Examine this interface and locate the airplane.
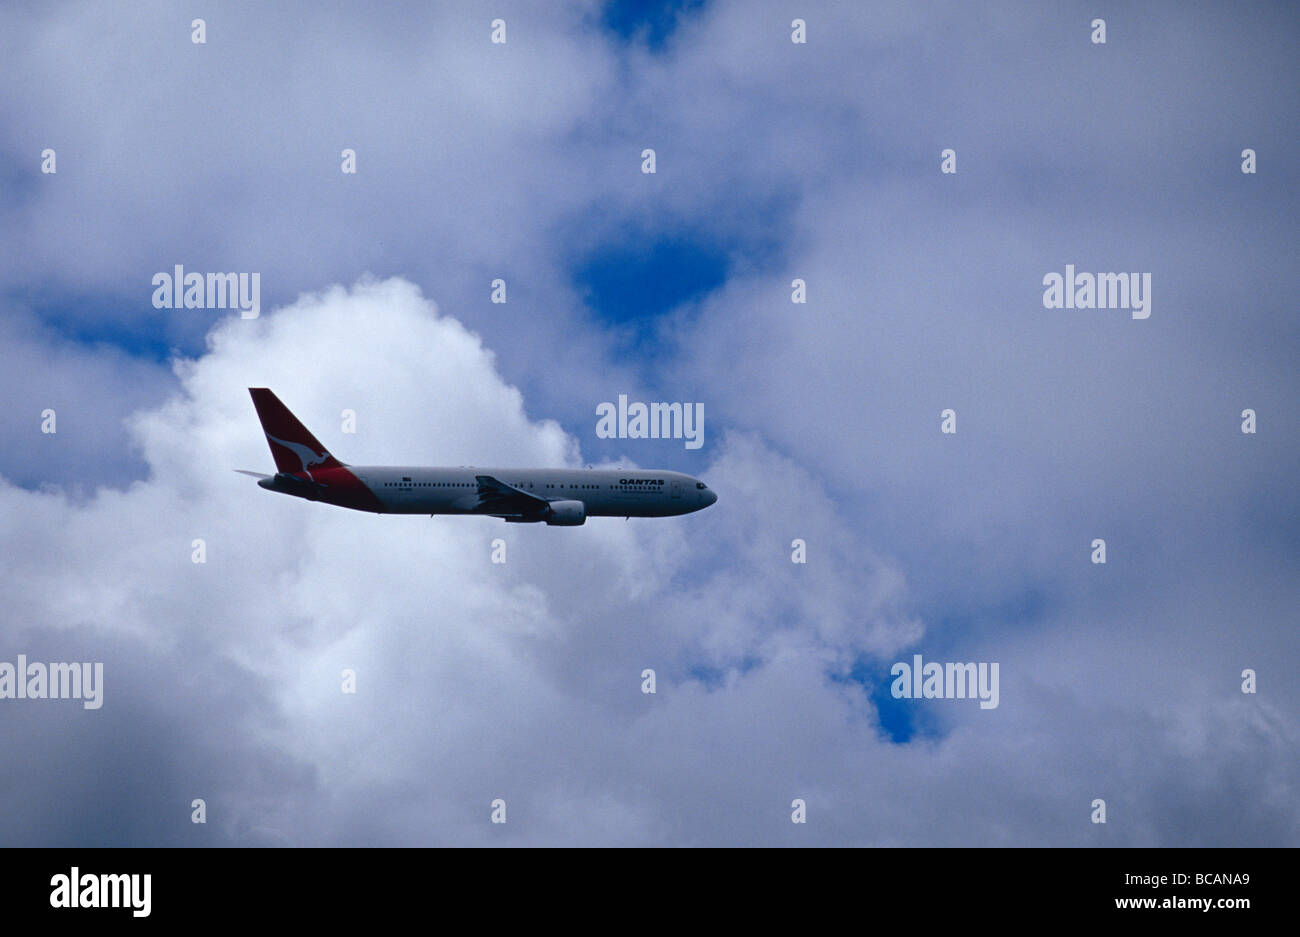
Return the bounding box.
[238,388,717,525]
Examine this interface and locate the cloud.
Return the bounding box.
[0,304,172,490]
[3,276,1293,845]
[0,277,916,844]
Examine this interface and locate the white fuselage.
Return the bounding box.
[351,467,716,517]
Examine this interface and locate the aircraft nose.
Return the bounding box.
[703,488,717,507]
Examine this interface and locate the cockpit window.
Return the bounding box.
[696,482,707,489]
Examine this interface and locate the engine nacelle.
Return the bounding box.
[543,499,586,526]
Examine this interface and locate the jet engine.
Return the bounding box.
[543,500,586,526]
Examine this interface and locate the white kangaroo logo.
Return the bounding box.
[265,432,331,476]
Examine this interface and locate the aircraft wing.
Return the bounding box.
[234,469,272,479]
[474,474,551,517]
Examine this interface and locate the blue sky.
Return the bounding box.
[601,0,708,50]
[0,0,1296,846]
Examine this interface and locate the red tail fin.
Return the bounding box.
[248,388,344,474]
